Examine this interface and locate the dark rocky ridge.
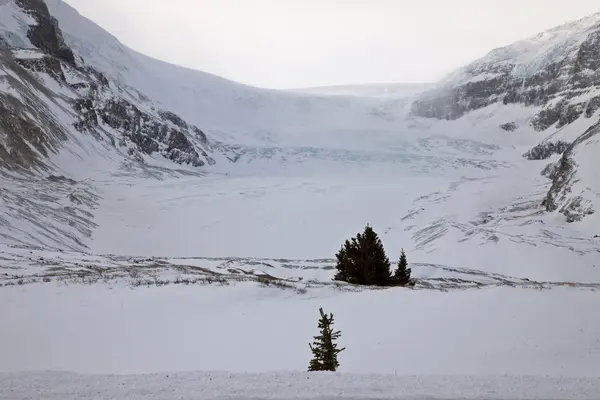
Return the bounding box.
[74,95,214,167]
[15,0,75,66]
[523,140,571,160]
[15,55,65,81]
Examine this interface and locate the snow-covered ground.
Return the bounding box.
[2,371,600,399]
[2,282,600,377]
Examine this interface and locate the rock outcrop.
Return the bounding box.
[541,121,600,222]
[15,0,75,66]
[523,140,570,160]
[75,96,214,167]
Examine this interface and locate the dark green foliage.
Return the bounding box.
[334,224,392,286]
[393,248,412,286]
[308,307,345,372]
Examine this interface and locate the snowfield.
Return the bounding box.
[2,371,600,400]
[2,282,600,377]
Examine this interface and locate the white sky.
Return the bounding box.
[63,0,599,89]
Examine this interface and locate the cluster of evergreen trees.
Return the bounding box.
[308,225,413,372]
[334,224,412,287]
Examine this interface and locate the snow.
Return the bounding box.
[84,160,600,283]
[290,82,434,98]
[0,75,23,100]
[460,72,503,84]
[0,0,35,49]
[11,48,44,59]
[3,371,600,399]
[2,282,600,377]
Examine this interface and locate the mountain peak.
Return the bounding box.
[412,11,600,125]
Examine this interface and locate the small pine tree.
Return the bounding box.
[393,248,412,286]
[334,224,391,286]
[308,307,345,372]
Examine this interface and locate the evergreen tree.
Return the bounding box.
[308,307,345,372]
[393,248,412,286]
[334,224,391,286]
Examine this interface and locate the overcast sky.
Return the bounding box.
[63,0,599,89]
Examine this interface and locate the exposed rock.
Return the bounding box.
[73,97,98,131]
[83,67,109,87]
[530,100,586,131]
[76,96,210,167]
[541,150,576,212]
[0,96,45,169]
[561,196,594,222]
[523,140,571,160]
[192,126,209,146]
[0,48,70,171]
[15,54,65,81]
[0,36,75,170]
[68,192,82,205]
[47,175,77,185]
[574,30,600,72]
[541,120,600,221]
[158,110,187,128]
[557,103,585,128]
[530,102,563,132]
[15,0,75,66]
[500,122,517,131]
[585,95,600,117]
